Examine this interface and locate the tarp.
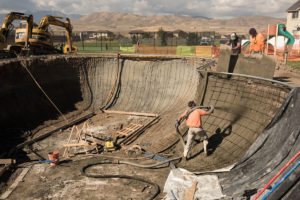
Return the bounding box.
[176,46,195,56]
[195,46,212,57]
[163,168,225,200]
[120,45,136,53]
[219,87,300,199]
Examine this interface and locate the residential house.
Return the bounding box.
[81,30,114,40]
[173,29,187,38]
[129,30,145,39]
[286,0,300,36]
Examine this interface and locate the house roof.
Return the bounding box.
[287,0,300,12]
[95,30,113,33]
[173,29,185,33]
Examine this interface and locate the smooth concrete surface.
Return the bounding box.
[217,45,276,79]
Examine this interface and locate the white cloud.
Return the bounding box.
[0,0,297,18]
[133,0,149,14]
[0,9,12,14]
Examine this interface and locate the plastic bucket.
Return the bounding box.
[48,151,59,166]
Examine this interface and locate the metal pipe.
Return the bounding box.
[208,71,295,89]
[253,151,300,200]
[261,161,300,200]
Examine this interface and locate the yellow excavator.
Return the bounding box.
[0,12,34,58]
[15,15,77,54]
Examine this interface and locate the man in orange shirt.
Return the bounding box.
[177,101,214,159]
[249,28,265,54]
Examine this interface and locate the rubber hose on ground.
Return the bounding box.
[81,161,160,200]
[120,156,182,168]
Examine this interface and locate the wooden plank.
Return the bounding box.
[103,110,158,117]
[0,159,15,165]
[182,181,198,200]
[119,116,160,145]
[116,123,144,137]
[0,167,31,199]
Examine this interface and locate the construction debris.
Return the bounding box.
[63,122,99,157]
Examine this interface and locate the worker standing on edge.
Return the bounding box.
[226,32,241,54]
[177,101,214,160]
[249,28,265,54]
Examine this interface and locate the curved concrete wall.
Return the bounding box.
[0,54,292,170]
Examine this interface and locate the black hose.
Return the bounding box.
[120,156,182,168]
[81,161,160,200]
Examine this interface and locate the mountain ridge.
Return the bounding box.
[72,12,286,34]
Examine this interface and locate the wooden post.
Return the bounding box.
[274,24,278,57]
[266,24,270,55]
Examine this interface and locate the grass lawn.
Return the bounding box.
[287,61,300,72]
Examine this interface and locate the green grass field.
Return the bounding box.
[287,61,300,72]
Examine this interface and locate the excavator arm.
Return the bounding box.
[0,12,33,48]
[38,16,74,53]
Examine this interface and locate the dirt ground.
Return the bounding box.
[5,155,171,200]
[274,62,300,86]
[1,113,174,200]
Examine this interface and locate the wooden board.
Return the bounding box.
[103,110,158,117]
[0,167,31,199]
[182,181,198,200]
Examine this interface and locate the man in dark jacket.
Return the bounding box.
[226,32,241,54]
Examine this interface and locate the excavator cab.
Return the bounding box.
[0,12,34,58]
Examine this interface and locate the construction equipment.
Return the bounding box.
[0,12,34,58]
[104,137,116,151]
[15,15,77,55]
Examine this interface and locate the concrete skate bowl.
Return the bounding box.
[0,55,298,181]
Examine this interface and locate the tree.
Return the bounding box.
[178,31,188,39]
[131,34,138,44]
[142,32,153,39]
[158,27,167,46]
[186,32,200,45]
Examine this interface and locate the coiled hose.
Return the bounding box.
[81,160,161,200]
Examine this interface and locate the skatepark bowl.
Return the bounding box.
[0,54,299,198]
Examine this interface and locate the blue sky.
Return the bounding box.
[0,0,297,18]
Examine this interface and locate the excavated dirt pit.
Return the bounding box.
[0,54,297,199]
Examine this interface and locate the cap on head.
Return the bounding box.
[249,28,257,36]
[188,101,196,108]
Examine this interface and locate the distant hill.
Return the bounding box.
[72,12,286,35]
[0,11,285,36]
